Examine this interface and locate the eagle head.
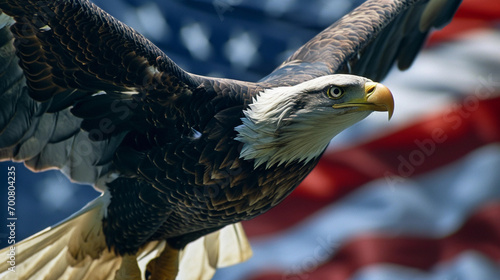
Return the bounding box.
[235,74,394,168]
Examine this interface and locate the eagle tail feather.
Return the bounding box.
[0,192,122,280]
[176,222,253,279]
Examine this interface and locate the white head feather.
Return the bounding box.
[235,75,372,169]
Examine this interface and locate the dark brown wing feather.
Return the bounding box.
[0,0,199,111]
[0,0,209,184]
[259,0,462,85]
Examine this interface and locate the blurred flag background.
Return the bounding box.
[1,0,499,279]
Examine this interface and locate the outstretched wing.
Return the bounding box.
[0,0,198,107]
[0,0,200,185]
[260,0,461,85]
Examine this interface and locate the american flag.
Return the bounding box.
[2,1,499,279]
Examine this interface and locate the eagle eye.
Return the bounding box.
[326,86,344,99]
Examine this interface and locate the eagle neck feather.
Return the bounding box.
[235,86,332,169]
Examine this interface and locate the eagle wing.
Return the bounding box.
[0,0,198,106]
[259,0,462,85]
[0,0,200,185]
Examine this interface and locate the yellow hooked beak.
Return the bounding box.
[332,82,394,120]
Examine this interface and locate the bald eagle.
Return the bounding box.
[0,0,460,279]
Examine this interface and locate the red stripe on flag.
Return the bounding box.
[454,0,500,21]
[249,202,500,280]
[243,95,500,237]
